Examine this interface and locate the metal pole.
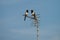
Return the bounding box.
[37,24,39,40]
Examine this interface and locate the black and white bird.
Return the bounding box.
[24,10,28,21]
[31,10,37,20]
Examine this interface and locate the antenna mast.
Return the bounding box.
[23,10,40,40]
[33,16,40,40]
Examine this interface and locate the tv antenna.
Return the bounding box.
[23,10,40,40]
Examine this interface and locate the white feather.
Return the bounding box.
[25,12,28,15]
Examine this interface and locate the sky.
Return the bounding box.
[0,0,60,40]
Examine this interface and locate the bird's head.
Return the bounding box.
[25,10,28,16]
[26,10,28,13]
[31,10,35,16]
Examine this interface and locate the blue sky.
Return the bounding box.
[0,0,60,40]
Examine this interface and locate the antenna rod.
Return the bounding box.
[37,24,39,40]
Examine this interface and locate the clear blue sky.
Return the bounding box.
[0,0,60,40]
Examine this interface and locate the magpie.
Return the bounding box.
[24,10,28,21]
[31,10,37,20]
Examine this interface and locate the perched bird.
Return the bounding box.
[31,10,37,20]
[24,10,28,21]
